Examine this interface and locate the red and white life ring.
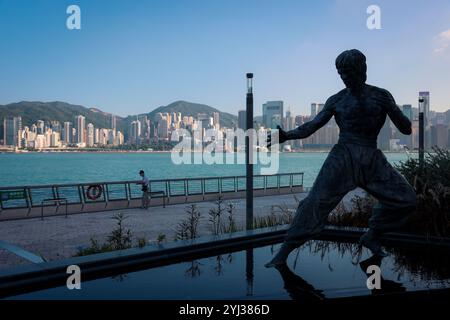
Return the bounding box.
[86,185,103,200]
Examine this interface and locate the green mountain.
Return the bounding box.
[0,100,238,140]
[0,101,124,135]
[125,100,237,128]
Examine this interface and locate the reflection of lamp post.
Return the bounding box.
[246,73,254,230]
[246,249,254,296]
[418,97,424,169]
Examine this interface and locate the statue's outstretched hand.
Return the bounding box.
[267,125,288,148]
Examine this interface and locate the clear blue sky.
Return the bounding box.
[1,0,450,117]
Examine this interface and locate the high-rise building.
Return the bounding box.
[130,120,142,144]
[74,115,86,145]
[295,115,305,126]
[63,122,72,144]
[154,113,171,139]
[94,128,100,144]
[34,134,46,149]
[87,123,95,147]
[197,113,213,129]
[3,116,22,146]
[71,128,77,145]
[115,131,124,146]
[310,103,325,118]
[159,118,170,140]
[262,101,283,129]
[36,120,45,135]
[238,110,246,129]
[402,105,412,121]
[430,124,448,148]
[111,115,117,131]
[285,110,296,131]
[398,105,413,148]
[108,129,115,145]
[378,118,391,150]
[137,115,150,141]
[99,129,109,145]
[50,121,61,133]
[212,112,220,127]
[445,110,450,126]
[50,132,61,148]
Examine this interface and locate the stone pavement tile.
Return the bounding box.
[0,193,304,269]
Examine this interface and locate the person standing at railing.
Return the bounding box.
[138,170,150,210]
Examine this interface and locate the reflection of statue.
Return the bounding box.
[266,49,417,267]
[275,264,325,301]
[359,255,406,295]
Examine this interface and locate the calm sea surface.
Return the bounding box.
[0,152,413,187]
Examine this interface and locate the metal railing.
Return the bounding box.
[41,198,68,220]
[0,172,304,212]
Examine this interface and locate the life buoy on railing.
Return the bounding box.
[86,185,103,200]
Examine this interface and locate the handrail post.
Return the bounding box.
[125,182,130,207]
[78,185,84,211]
[104,183,109,208]
[25,187,32,214]
[202,179,205,200]
[264,175,267,195]
[166,180,170,203]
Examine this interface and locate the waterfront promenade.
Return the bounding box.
[0,188,368,270]
[0,193,304,269]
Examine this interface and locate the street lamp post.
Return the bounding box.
[418,97,424,169]
[246,73,254,230]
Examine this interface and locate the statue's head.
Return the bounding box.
[335,49,367,90]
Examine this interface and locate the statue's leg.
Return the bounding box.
[265,144,356,268]
[362,150,417,254]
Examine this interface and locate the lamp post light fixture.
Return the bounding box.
[246,73,254,230]
[418,96,424,169]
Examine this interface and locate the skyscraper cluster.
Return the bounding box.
[236,92,450,151]
[129,111,221,146]
[2,114,124,149]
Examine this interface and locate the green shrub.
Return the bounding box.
[328,194,375,228]
[396,147,450,236]
[175,204,201,240]
[75,213,134,256]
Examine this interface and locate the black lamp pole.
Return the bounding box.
[246,73,254,230]
[418,97,424,169]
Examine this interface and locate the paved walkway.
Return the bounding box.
[0,193,306,269]
[0,189,366,270]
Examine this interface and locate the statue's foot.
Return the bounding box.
[264,242,297,268]
[359,229,387,257]
[264,256,287,268]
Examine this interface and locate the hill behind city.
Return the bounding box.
[0,100,239,140]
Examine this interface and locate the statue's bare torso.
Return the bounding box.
[288,84,411,145]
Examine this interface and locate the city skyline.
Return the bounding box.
[1,0,450,116]
[4,93,450,151]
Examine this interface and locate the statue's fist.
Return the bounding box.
[267,125,288,148]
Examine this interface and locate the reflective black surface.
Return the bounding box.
[9,240,450,300]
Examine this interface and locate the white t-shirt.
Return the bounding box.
[142,176,149,187]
